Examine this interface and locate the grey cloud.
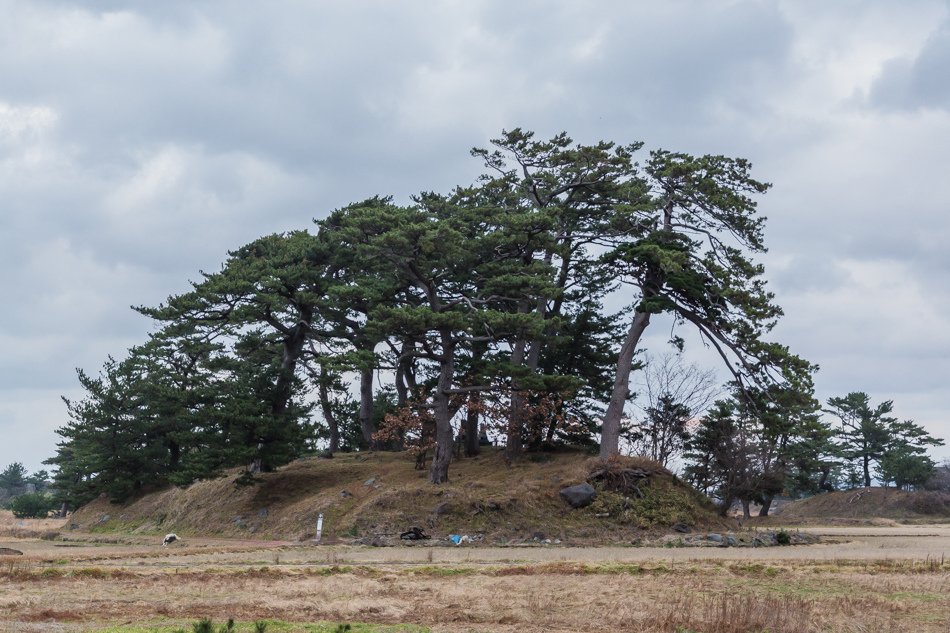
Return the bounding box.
[2,0,950,470]
[870,17,950,110]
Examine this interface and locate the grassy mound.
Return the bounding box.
[69,449,720,543]
[778,487,950,522]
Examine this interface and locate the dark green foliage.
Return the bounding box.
[775,530,791,545]
[0,462,28,490]
[598,148,817,458]
[9,492,57,518]
[46,129,886,500]
[825,392,943,489]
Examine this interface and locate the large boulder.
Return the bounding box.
[559,483,597,508]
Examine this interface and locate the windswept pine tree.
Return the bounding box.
[599,150,815,458]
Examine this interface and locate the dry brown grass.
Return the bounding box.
[2,531,950,632]
[0,509,66,539]
[780,487,950,522]
[66,449,724,544]
[0,556,947,632]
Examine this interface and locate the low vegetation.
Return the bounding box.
[779,487,950,521]
[65,450,721,543]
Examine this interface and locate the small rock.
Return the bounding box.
[258,508,269,517]
[706,533,723,543]
[671,522,691,533]
[340,489,353,498]
[559,483,597,508]
[532,531,546,541]
[725,535,738,547]
[363,477,376,486]
[433,501,452,516]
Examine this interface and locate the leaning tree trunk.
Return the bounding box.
[599,310,652,458]
[429,330,456,484]
[359,365,376,449]
[758,494,774,517]
[318,374,340,454]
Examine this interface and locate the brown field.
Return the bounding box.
[2,514,949,632]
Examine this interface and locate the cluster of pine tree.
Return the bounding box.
[43,129,941,514]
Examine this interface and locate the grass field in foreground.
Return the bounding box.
[2,554,948,632]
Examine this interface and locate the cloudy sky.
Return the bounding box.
[2,0,949,472]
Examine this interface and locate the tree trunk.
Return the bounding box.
[394,361,408,407]
[758,495,773,517]
[599,311,652,458]
[429,330,456,484]
[818,465,832,492]
[506,340,528,459]
[741,499,751,520]
[464,393,480,457]
[716,495,733,517]
[524,340,547,449]
[359,365,375,449]
[317,373,339,454]
[863,455,872,488]
[168,440,181,471]
[273,316,310,417]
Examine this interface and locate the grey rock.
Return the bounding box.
[258,508,268,517]
[432,501,452,516]
[725,535,738,547]
[671,522,691,533]
[706,533,723,543]
[363,477,376,486]
[559,483,597,508]
[340,489,353,498]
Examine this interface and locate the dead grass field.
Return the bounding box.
[2,523,949,632]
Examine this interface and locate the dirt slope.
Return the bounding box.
[69,448,719,543]
[777,487,950,522]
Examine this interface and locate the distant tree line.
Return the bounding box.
[41,130,943,514]
[0,462,56,518]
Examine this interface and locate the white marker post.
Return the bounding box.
[315,513,324,543]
